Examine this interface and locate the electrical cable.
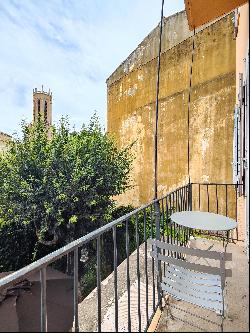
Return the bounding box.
[154,0,165,200]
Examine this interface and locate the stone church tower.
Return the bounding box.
[33,86,52,126]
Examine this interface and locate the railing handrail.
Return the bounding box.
[0,201,155,290]
[0,184,193,290]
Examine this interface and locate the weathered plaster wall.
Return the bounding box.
[107,11,216,87]
[107,11,236,206]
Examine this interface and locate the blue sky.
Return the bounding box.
[0,0,185,135]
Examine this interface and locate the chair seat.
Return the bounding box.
[162,264,223,313]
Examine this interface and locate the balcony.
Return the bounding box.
[0,183,248,332]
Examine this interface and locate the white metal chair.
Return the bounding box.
[148,239,232,331]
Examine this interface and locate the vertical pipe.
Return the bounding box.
[161,198,165,240]
[161,198,166,275]
[216,184,219,213]
[176,190,178,212]
[180,188,183,211]
[188,182,193,211]
[175,190,178,212]
[186,185,191,240]
[173,192,176,245]
[182,187,185,210]
[183,187,185,210]
[207,184,210,212]
[166,196,169,244]
[144,209,149,326]
[177,224,180,251]
[187,28,196,182]
[177,189,180,212]
[40,267,47,332]
[178,188,181,212]
[126,220,131,332]
[185,186,188,210]
[198,184,201,211]
[113,227,118,332]
[189,183,193,239]
[226,185,229,241]
[181,187,184,211]
[185,185,188,210]
[136,213,142,331]
[74,249,79,332]
[235,185,239,241]
[150,205,156,311]
[216,184,219,238]
[169,194,173,245]
[155,201,162,309]
[182,188,186,245]
[97,236,102,332]
[225,185,228,217]
[154,0,165,200]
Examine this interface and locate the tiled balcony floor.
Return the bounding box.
[76,239,248,332]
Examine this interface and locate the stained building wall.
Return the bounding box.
[0,132,11,154]
[107,11,236,207]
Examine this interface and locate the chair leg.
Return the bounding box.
[221,286,226,332]
[166,297,174,321]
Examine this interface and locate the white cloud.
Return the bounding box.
[0,0,184,135]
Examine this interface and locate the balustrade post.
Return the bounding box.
[155,200,162,310]
[188,182,193,211]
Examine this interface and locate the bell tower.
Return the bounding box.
[33,86,52,126]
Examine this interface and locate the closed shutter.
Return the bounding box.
[233,105,240,184]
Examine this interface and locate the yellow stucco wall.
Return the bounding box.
[107,12,236,207]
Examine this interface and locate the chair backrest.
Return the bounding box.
[148,239,232,314]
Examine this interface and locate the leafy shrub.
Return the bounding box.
[0,116,132,271]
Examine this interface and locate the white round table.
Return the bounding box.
[170,211,237,231]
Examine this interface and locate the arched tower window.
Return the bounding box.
[33,104,35,121]
[44,101,48,123]
[37,99,41,118]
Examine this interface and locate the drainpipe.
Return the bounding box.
[154,0,165,311]
[154,0,164,202]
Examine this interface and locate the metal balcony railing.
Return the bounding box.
[191,183,243,241]
[0,182,242,332]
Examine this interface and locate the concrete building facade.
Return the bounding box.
[184,0,249,255]
[107,10,236,207]
[0,132,12,154]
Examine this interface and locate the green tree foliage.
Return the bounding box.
[0,116,132,271]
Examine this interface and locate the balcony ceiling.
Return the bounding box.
[184,0,248,29]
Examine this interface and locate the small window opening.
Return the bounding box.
[38,99,41,118]
[44,101,48,123]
